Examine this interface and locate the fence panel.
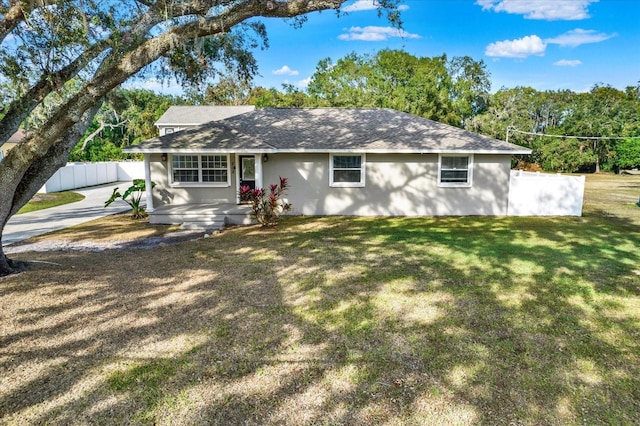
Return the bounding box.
[508,171,585,216]
[40,162,144,193]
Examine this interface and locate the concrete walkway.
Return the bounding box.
[3,182,143,247]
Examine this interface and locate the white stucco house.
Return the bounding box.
[123,107,531,227]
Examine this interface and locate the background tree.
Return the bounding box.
[613,138,640,170]
[307,50,489,126]
[199,76,257,105]
[559,86,627,172]
[468,85,640,172]
[68,89,184,161]
[0,0,402,276]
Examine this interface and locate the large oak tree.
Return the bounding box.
[0,0,400,275]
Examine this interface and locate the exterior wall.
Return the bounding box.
[150,152,512,216]
[0,141,18,159]
[262,153,511,216]
[150,154,238,207]
[158,126,187,136]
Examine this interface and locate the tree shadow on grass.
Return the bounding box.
[1,214,639,424]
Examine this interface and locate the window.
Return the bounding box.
[201,155,228,183]
[164,128,174,135]
[170,154,230,186]
[330,154,365,187]
[439,154,473,187]
[172,155,199,183]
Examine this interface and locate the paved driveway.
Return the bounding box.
[3,182,142,247]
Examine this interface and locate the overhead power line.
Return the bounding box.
[506,126,640,143]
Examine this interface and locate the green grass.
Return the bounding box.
[1,174,639,425]
[582,173,640,225]
[16,191,85,214]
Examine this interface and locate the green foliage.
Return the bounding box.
[614,138,640,169]
[249,85,311,107]
[306,50,490,127]
[69,139,124,162]
[538,138,597,172]
[239,177,292,227]
[69,89,183,161]
[162,24,267,89]
[190,76,255,106]
[469,84,640,172]
[105,179,155,219]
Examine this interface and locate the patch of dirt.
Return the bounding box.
[4,229,213,254]
[30,194,57,202]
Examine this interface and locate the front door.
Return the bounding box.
[239,155,256,190]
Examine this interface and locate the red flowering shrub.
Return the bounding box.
[239,176,292,226]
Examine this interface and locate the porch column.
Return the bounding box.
[144,153,154,212]
[255,153,263,190]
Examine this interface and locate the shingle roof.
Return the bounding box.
[7,128,27,143]
[127,108,530,154]
[154,105,255,126]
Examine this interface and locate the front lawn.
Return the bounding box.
[0,175,639,424]
[16,191,85,214]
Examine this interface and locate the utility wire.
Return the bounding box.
[507,126,639,141]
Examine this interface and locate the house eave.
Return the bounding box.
[154,122,204,127]
[123,147,532,155]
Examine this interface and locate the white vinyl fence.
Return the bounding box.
[40,161,145,193]
[508,171,585,216]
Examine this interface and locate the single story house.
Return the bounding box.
[124,107,531,225]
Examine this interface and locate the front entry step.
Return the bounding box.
[180,218,226,231]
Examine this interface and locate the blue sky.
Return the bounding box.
[246,0,639,93]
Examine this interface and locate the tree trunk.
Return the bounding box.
[0,104,100,276]
[0,0,349,276]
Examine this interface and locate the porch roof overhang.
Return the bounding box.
[126,147,532,155]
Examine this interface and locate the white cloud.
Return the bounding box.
[554,59,582,67]
[485,35,546,58]
[297,77,312,88]
[545,28,615,47]
[342,0,409,12]
[343,0,378,12]
[484,28,615,59]
[477,0,596,21]
[272,65,299,76]
[338,26,420,41]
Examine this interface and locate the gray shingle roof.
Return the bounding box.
[7,128,27,143]
[154,105,255,126]
[127,108,530,154]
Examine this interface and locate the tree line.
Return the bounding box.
[58,49,639,173]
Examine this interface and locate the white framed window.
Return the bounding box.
[330,154,365,187]
[164,127,175,135]
[170,154,230,186]
[438,154,473,187]
[201,155,229,183]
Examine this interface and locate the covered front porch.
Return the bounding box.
[148,203,253,230]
